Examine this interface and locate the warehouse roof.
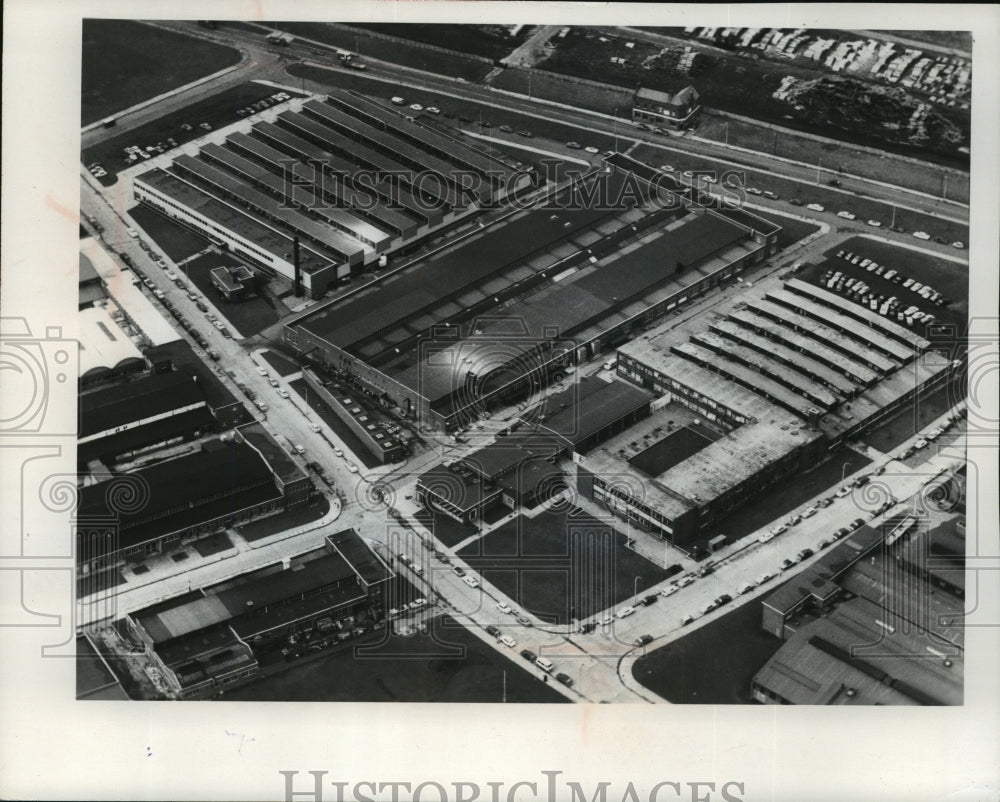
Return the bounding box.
[746,299,895,375]
[535,378,652,450]
[79,369,208,439]
[78,306,145,380]
[786,278,930,351]
[136,169,334,276]
[171,153,365,263]
[249,122,432,223]
[225,131,416,236]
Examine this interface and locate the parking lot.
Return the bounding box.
[810,236,969,336]
[128,204,212,263]
[459,507,673,624]
[82,82,305,184]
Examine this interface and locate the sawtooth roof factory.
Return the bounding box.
[284,153,781,432]
[132,90,531,299]
[575,272,956,547]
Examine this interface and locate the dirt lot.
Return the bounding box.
[82,19,241,125]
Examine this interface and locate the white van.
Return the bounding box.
[535,657,554,673]
[603,357,617,371]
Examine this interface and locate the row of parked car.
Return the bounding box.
[236,91,292,117]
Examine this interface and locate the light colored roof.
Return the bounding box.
[78,305,144,378]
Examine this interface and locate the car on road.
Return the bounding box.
[126,228,138,238]
[817,538,832,550]
[584,146,600,154]
[660,584,678,597]
[309,423,321,433]
[499,125,513,133]
[680,614,695,626]
[677,575,695,588]
[796,548,814,561]
[640,594,659,607]
[452,566,465,577]
[277,390,290,399]
[515,614,533,627]
[462,576,480,589]
[714,594,732,607]
[802,506,818,518]
[758,531,775,544]
[616,606,636,618]
[496,602,512,614]
[827,179,842,188]
[517,130,533,138]
[555,672,574,686]
[520,649,536,662]
[837,211,856,220]
[867,220,883,228]
[806,203,825,212]
[746,187,762,195]
[762,190,778,199]
[345,463,358,474]
[952,241,965,249]
[851,518,865,530]
[268,378,279,387]
[577,622,597,634]
[780,557,798,571]
[817,498,833,508]
[738,581,756,595]
[566,141,581,149]
[256,366,268,376]
[391,97,405,105]
[634,634,654,647]
[913,231,931,240]
[756,571,777,585]
[426,107,441,114]
[485,625,501,638]
[499,635,516,648]
[255,400,268,412]
[789,198,803,206]
[409,103,423,111]
[333,447,343,457]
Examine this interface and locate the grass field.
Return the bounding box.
[350,23,531,61]
[82,20,241,126]
[223,614,566,702]
[696,115,970,205]
[460,507,672,624]
[491,67,633,117]
[266,22,494,82]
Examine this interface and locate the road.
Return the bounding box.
[79,21,970,702]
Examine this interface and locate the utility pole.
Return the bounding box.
[942,173,949,200]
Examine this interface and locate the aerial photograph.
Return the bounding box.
[77,20,970,705]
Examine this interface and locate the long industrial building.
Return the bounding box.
[576,273,956,546]
[285,155,781,431]
[132,90,531,298]
[122,528,393,698]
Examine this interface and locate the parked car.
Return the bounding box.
[806,203,825,212]
[634,634,654,647]
[520,649,536,662]
[485,625,501,638]
[913,231,931,240]
[555,672,574,686]
[499,635,516,648]
[496,602,512,614]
